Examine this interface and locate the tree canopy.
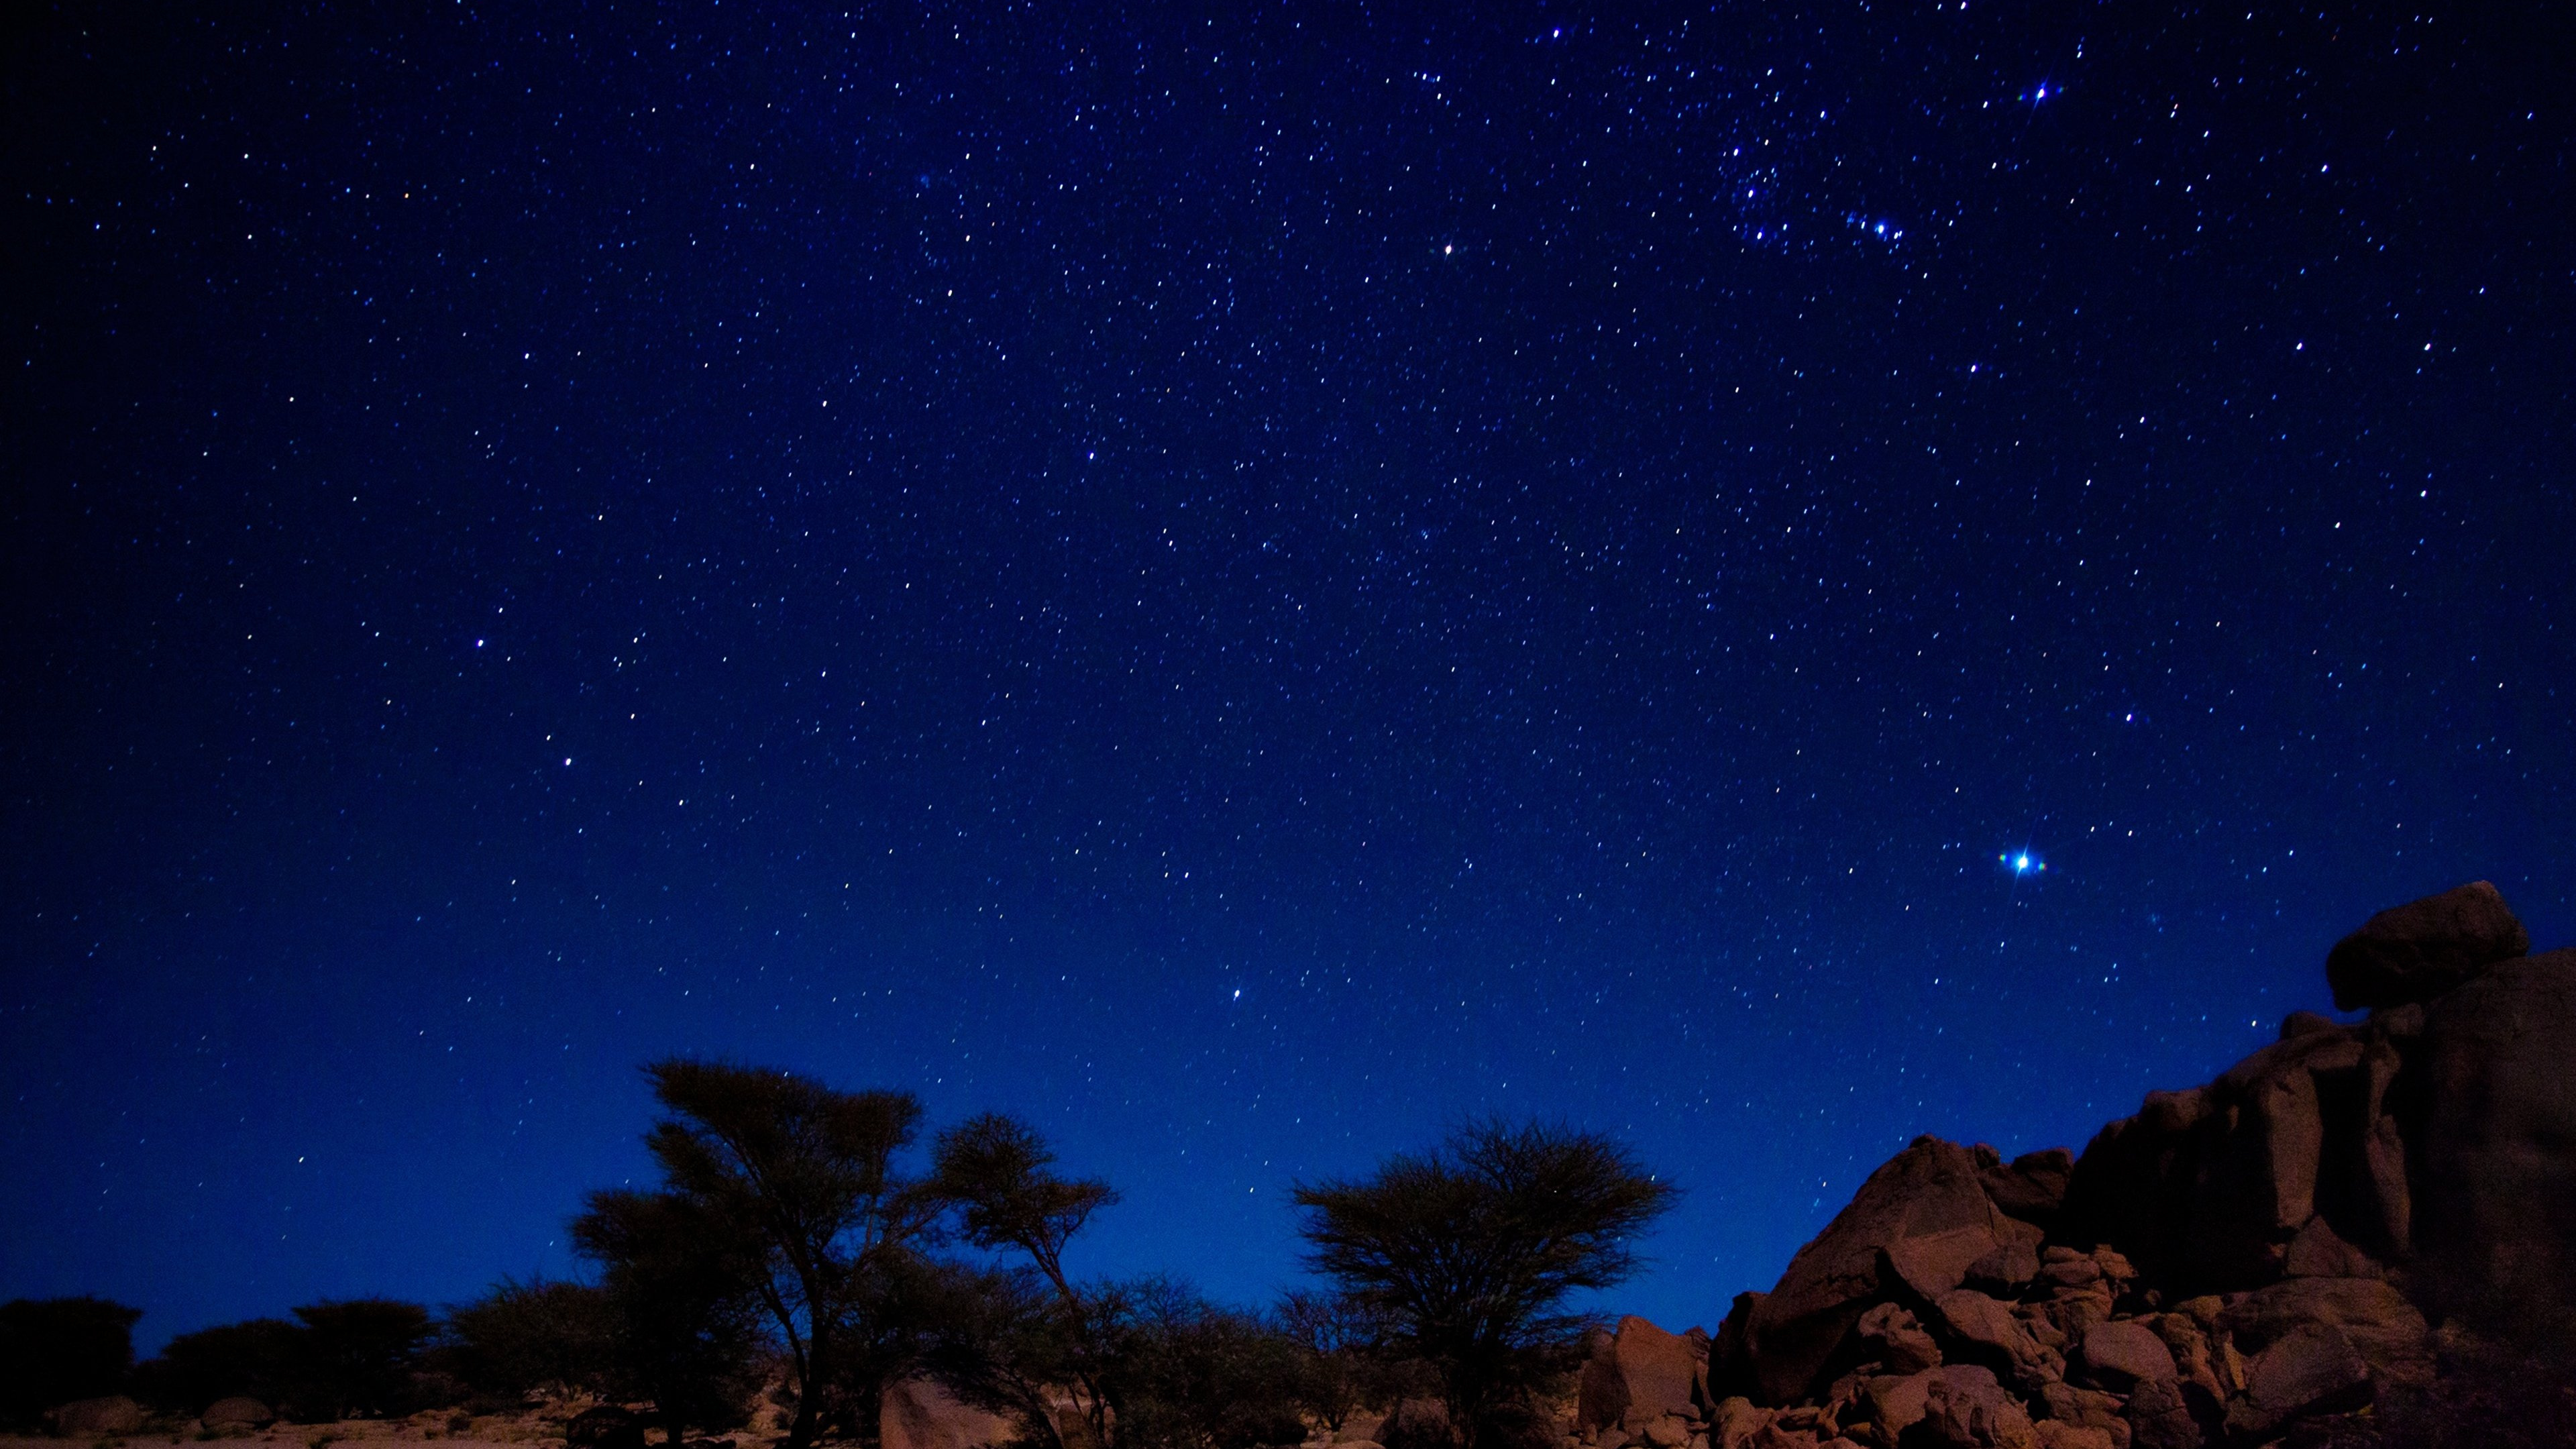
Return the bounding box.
[633,1060,947,1449]
[0,1297,141,1428]
[1293,1120,1677,1449]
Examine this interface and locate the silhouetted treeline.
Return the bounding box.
[13,1061,1675,1449]
[1,1297,142,1429]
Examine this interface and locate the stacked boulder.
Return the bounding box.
[1572,1316,1712,1449]
[1660,881,2571,1449]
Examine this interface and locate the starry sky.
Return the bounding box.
[5,2,2571,1352]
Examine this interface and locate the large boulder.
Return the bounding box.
[1851,1366,2031,1447]
[1913,1366,2039,1448]
[1578,1316,1706,1434]
[199,1398,275,1430]
[2035,1385,2130,1449]
[2221,1324,2370,1440]
[1928,1290,2061,1395]
[2073,1321,2174,1392]
[1723,1138,2017,1404]
[2117,1379,2200,1449]
[2214,1277,2430,1389]
[1978,1148,2073,1234]
[2414,947,2576,1312]
[568,1407,647,1449]
[2324,880,2527,1010]
[1707,1397,1770,1449]
[882,1379,1014,1449]
[1854,1303,1941,1375]
[48,1397,146,1436]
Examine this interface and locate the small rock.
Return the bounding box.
[1856,1302,1941,1375]
[2033,1426,2116,1449]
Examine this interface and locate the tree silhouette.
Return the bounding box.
[291,1299,435,1419]
[1273,1289,1393,1434]
[572,1189,767,1446]
[1293,1121,1677,1449]
[637,1060,946,1449]
[933,1114,1120,1449]
[136,1318,303,1416]
[0,1297,141,1428]
[445,1278,618,1400]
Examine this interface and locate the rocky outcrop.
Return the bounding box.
[1716,1138,2030,1405]
[1690,883,2574,1449]
[2324,880,2527,1010]
[2414,946,2576,1313]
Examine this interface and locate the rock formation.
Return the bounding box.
[1597,882,2574,1449]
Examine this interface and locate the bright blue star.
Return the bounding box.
[2001,851,2045,876]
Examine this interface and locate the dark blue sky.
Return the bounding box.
[5,2,2570,1352]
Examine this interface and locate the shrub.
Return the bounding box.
[138,1320,305,1416]
[290,1300,439,1418]
[444,1280,614,1398]
[0,1296,143,1428]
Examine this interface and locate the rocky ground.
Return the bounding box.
[3,1408,578,1449]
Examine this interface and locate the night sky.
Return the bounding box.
[5,3,2571,1353]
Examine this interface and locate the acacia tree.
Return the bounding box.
[443,1278,617,1400]
[1292,1121,1677,1449]
[1272,1289,1391,1434]
[572,1189,768,1445]
[637,1061,947,1449]
[0,1297,142,1428]
[932,1114,1120,1449]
